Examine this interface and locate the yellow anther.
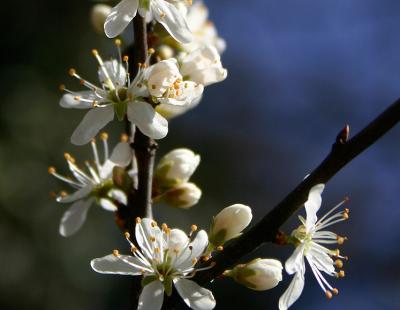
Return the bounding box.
[59,84,65,92]
[148,48,155,55]
[48,166,56,174]
[151,221,158,228]
[191,224,198,232]
[123,55,129,62]
[332,288,339,295]
[92,49,99,56]
[68,68,76,76]
[337,236,345,245]
[344,208,350,214]
[60,191,68,198]
[151,84,156,90]
[325,290,333,299]
[162,223,168,231]
[131,246,137,253]
[150,236,156,242]
[120,134,129,142]
[338,270,345,278]
[124,232,130,239]
[335,259,343,269]
[202,255,211,262]
[100,132,108,140]
[154,248,160,253]
[217,246,224,251]
[160,12,166,19]
[50,192,57,198]
[115,39,122,46]
[342,212,349,220]
[135,217,142,223]
[92,100,98,107]
[113,249,120,257]
[192,258,198,265]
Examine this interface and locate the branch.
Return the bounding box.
[193,98,400,285]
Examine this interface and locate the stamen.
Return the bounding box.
[332,288,339,295]
[113,249,120,257]
[338,270,345,278]
[335,259,343,268]
[136,217,142,224]
[124,232,130,239]
[325,290,333,299]
[120,133,129,142]
[48,166,56,174]
[191,224,198,232]
[217,246,224,251]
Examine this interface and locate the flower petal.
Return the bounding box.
[56,184,94,203]
[59,198,94,237]
[285,244,305,275]
[99,198,118,211]
[305,184,325,231]
[91,254,144,275]
[99,142,132,178]
[60,92,96,109]
[127,101,168,139]
[138,280,164,310]
[104,0,139,38]
[174,278,216,310]
[71,106,114,146]
[151,0,192,43]
[99,60,127,87]
[278,271,305,310]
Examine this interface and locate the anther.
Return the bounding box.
[135,217,142,224]
[100,132,108,140]
[113,249,120,257]
[191,224,198,232]
[148,48,155,55]
[120,134,129,142]
[154,248,160,254]
[338,270,345,278]
[60,191,68,198]
[124,232,130,239]
[50,192,57,198]
[151,221,158,228]
[68,68,76,76]
[342,212,349,220]
[59,84,65,92]
[332,288,339,295]
[337,236,345,245]
[92,49,99,56]
[123,55,129,62]
[325,290,333,299]
[48,166,56,174]
[217,246,224,251]
[192,258,198,265]
[202,255,211,262]
[115,39,122,46]
[150,236,156,242]
[335,259,343,269]
[162,223,168,231]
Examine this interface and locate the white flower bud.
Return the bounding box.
[227,258,283,291]
[146,59,182,98]
[161,183,202,209]
[155,148,200,188]
[180,45,227,86]
[158,45,175,60]
[90,4,112,35]
[209,204,252,246]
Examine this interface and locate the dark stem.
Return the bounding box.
[190,98,400,285]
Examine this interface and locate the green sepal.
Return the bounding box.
[139,0,150,11]
[208,228,227,247]
[141,275,158,288]
[164,276,174,297]
[114,101,127,121]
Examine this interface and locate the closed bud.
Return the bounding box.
[155,148,200,188]
[226,258,283,291]
[209,204,252,247]
[161,183,202,209]
[90,4,112,35]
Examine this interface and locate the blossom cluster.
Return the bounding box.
[48,1,351,309]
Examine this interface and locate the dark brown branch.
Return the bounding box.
[192,98,400,285]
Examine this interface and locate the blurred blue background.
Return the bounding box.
[1,0,400,309]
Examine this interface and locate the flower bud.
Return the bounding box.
[155,148,200,188]
[161,183,201,209]
[90,4,112,35]
[209,204,252,246]
[226,258,283,291]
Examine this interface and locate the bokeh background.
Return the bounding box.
[2,0,400,309]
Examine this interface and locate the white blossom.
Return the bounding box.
[104,0,192,43]
[225,258,283,291]
[182,1,226,54]
[279,184,349,310]
[49,134,132,237]
[180,45,227,86]
[91,218,216,310]
[209,204,253,247]
[155,148,200,187]
[161,182,202,209]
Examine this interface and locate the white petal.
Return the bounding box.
[174,278,216,310]
[56,184,93,203]
[156,94,202,119]
[285,244,305,275]
[109,189,128,205]
[99,198,118,211]
[278,272,305,310]
[127,101,168,139]
[305,184,325,231]
[138,280,164,310]
[135,218,162,258]
[176,230,208,270]
[60,92,95,109]
[99,142,132,178]
[168,228,189,252]
[151,0,192,43]
[91,254,145,275]
[59,198,94,237]
[71,106,114,146]
[104,0,139,38]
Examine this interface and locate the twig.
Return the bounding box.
[191,98,400,284]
